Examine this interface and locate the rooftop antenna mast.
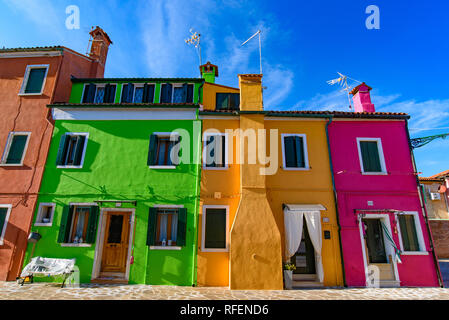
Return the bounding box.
[185,29,202,77]
[241,30,262,75]
[327,72,361,110]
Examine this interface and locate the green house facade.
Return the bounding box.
[23,78,203,285]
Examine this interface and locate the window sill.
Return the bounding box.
[201,248,229,253]
[400,251,429,256]
[282,167,310,171]
[0,163,24,167]
[57,165,84,169]
[18,92,43,96]
[203,166,229,170]
[149,246,182,250]
[361,172,388,175]
[61,243,92,247]
[34,223,52,227]
[149,166,177,169]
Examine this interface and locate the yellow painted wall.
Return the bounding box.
[202,82,239,111]
[421,181,449,219]
[265,119,344,287]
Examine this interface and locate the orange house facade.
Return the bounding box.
[0,27,112,280]
[197,68,344,289]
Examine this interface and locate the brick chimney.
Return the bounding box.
[350,82,375,113]
[199,61,218,84]
[238,74,263,111]
[88,26,112,76]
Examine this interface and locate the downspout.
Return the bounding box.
[192,108,202,286]
[325,115,347,287]
[405,120,443,287]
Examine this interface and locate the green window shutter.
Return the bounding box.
[147,134,158,166]
[104,84,116,103]
[126,83,134,103]
[57,205,74,243]
[25,68,46,93]
[294,136,305,168]
[186,84,194,103]
[204,208,226,249]
[85,206,99,243]
[182,83,188,103]
[121,84,129,103]
[360,141,382,172]
[284,136,296,168]
[399,215,420,251]
[56,135,69,166]
[5,135,28,164]
[160,83,173,103]
[176,208,187,246]
[73,135,86,166]
[0,207,8,235]
[83,83,96,103]
[171,136,181,166]
[143,84,155,103]
[146,207,158,246]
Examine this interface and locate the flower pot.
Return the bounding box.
[284,270,293,289]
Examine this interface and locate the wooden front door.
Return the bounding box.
[100,212,131,274]
[291,218,316,275]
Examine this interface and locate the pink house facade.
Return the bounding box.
[327,83,441,287]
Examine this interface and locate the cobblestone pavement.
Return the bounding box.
[1,281,449,300]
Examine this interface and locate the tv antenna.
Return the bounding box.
[241,30,262,75]
[185,28,202,76]
[327,72,361,110]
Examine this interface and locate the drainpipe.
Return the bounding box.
[191,112,202,286]
[325,116,347,287]
[405,120,443,287]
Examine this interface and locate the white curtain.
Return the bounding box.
[304,211,324,283]
[284,208,324,283]
[159,214,168,242]
[284,210,304,260]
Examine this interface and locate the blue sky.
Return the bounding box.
[1,0,448,176]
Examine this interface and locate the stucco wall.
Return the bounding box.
[429,220,449,259]
[328,120,439,287]
[24,119,201,285]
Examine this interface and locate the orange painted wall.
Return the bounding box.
[0,50,103,280]
[197,118,240,287]
[265,119,344,286]
[202,82,239,111]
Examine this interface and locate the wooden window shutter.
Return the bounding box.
[171,136,181,166]
[121,84,129,103]
[83,83,96,103]
[126,83,134,103]
[399,215,420,251]
[147,134,158,166]
[56,135,69,166]
[73,135,86,166]
[161,83,172,103]
[186,84,194,103]
[177,208,187,246]
[143,84,155,103]
[5,135,28,164]
[295,136,305,168]
[85,206,99,243]
[57,205,74,243]
[104,84,116,103]
[182,83,188,103]
[284,136,296,167]
[360,141,381,172]
[0,208,7,234]
[146,207,158,246]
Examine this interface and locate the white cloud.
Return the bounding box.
[263,64,294,108]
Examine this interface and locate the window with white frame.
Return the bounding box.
[35,203,56,226]
[160,83,194,103]
[121,83,155,103]
[203,133,228,169]
[0,205,12,246]
[1,132,30,165]
[19,65,49,95]
[56,133,89,168]
[397,212,425,253]
[357,138,387,174]
[281,134,309,169]
[147,132,180,168]
[202,206,229,252]
[146,206,187,248]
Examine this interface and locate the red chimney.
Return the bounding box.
[88,26,112,71]
[350,82,375,113]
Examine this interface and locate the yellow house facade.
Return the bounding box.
[197,67,343,289]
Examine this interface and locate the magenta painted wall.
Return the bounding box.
[328,119,439,287]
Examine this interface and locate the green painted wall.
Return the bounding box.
[69,81,202,104]
[24,118,202,285]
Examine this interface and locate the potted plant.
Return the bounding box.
[283,263,296,289]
